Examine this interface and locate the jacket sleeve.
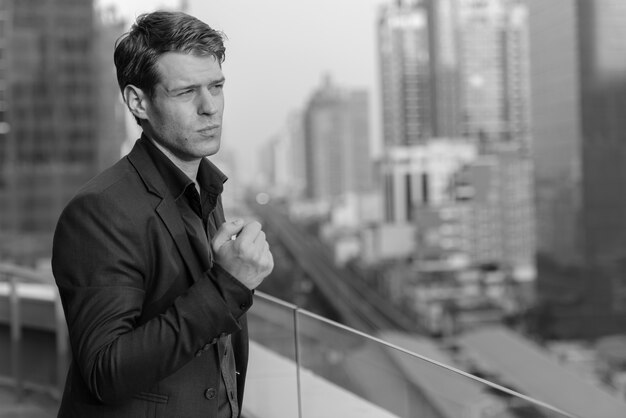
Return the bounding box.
[52,189,253,404]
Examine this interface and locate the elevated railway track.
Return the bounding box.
[250,202,422,335]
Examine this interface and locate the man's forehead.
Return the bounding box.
[156,52,223,85]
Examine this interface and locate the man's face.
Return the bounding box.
[142,52,225,161]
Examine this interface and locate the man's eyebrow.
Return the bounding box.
[162,83,194,95]
[166,77,226,94]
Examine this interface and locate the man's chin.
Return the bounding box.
[192,137,220,157]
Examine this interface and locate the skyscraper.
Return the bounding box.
[377,0,532,153]
[0,0,127,262]
[458,148,535,271]
[529,0,626,338]
[303,75,372,202]
[426,0,463,138]
[95,7,129,173]
[377,0,534,254]
[378,0,530,147]
[377,0,464,224]
[258,111,306,199]
[378,0,434,147]
[457,0,530,147]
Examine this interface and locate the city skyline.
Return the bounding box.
[12,0,626,339]
[3,1,626,414]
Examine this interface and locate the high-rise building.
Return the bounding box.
[95,7,129,173]
[377,0,534,266]
[377,0,531,149]
[455,148,535,272]
[0,0,127,263]
[378,0,531,148]
[376,0,532,152]
[258,111,307,199]
[0,1,12,239]
[378,0,434,147]
[457,0,530,147]
[377,0,464,230]
[494,149,535,274]
[303,75,372,202]
[425,0,463,138]
[503,1,531,146]
[528,0,626,338]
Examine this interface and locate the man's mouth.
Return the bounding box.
[199,125,220,134]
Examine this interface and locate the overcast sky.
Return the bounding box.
[98,0,386,183]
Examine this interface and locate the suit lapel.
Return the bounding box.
[127,137,205,283]
[155,199,207,283]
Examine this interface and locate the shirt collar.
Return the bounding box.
[140,134,227,200]
[197,154,227,198]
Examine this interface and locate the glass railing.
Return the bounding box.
[0,262,67,405]
[1,263,618,418]
[246,291,581,418]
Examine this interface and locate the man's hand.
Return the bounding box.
[212,219,274,290]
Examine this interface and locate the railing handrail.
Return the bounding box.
[0,262,53,284]
[254,290,578,418]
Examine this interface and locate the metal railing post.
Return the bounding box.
[8,274,23,402]
[293,307,303,418]
[54,294,68,398]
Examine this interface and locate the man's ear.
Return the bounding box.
[123,85,149,121]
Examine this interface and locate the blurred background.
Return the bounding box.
[2,0,626,416]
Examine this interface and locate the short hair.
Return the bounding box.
[114,11,226,98]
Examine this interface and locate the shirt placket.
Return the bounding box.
[200,189,239,418]
[219,335,239,417]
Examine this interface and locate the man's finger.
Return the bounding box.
[212,219,245,250]
[235,221,263,245]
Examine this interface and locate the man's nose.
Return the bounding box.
[198,89,218,115]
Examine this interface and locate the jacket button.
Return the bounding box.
[195,350,202,357]
[205,388,217,400]
[203,343,211,351]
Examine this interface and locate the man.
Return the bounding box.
[52,11,273,417]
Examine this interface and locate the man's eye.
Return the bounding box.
[178,89,193,96]
[209,84,223,94]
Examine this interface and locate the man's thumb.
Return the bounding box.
[212,218,245,250]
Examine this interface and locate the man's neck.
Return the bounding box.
[147,137,200,183]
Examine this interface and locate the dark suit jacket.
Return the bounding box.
[52,137,253,417]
